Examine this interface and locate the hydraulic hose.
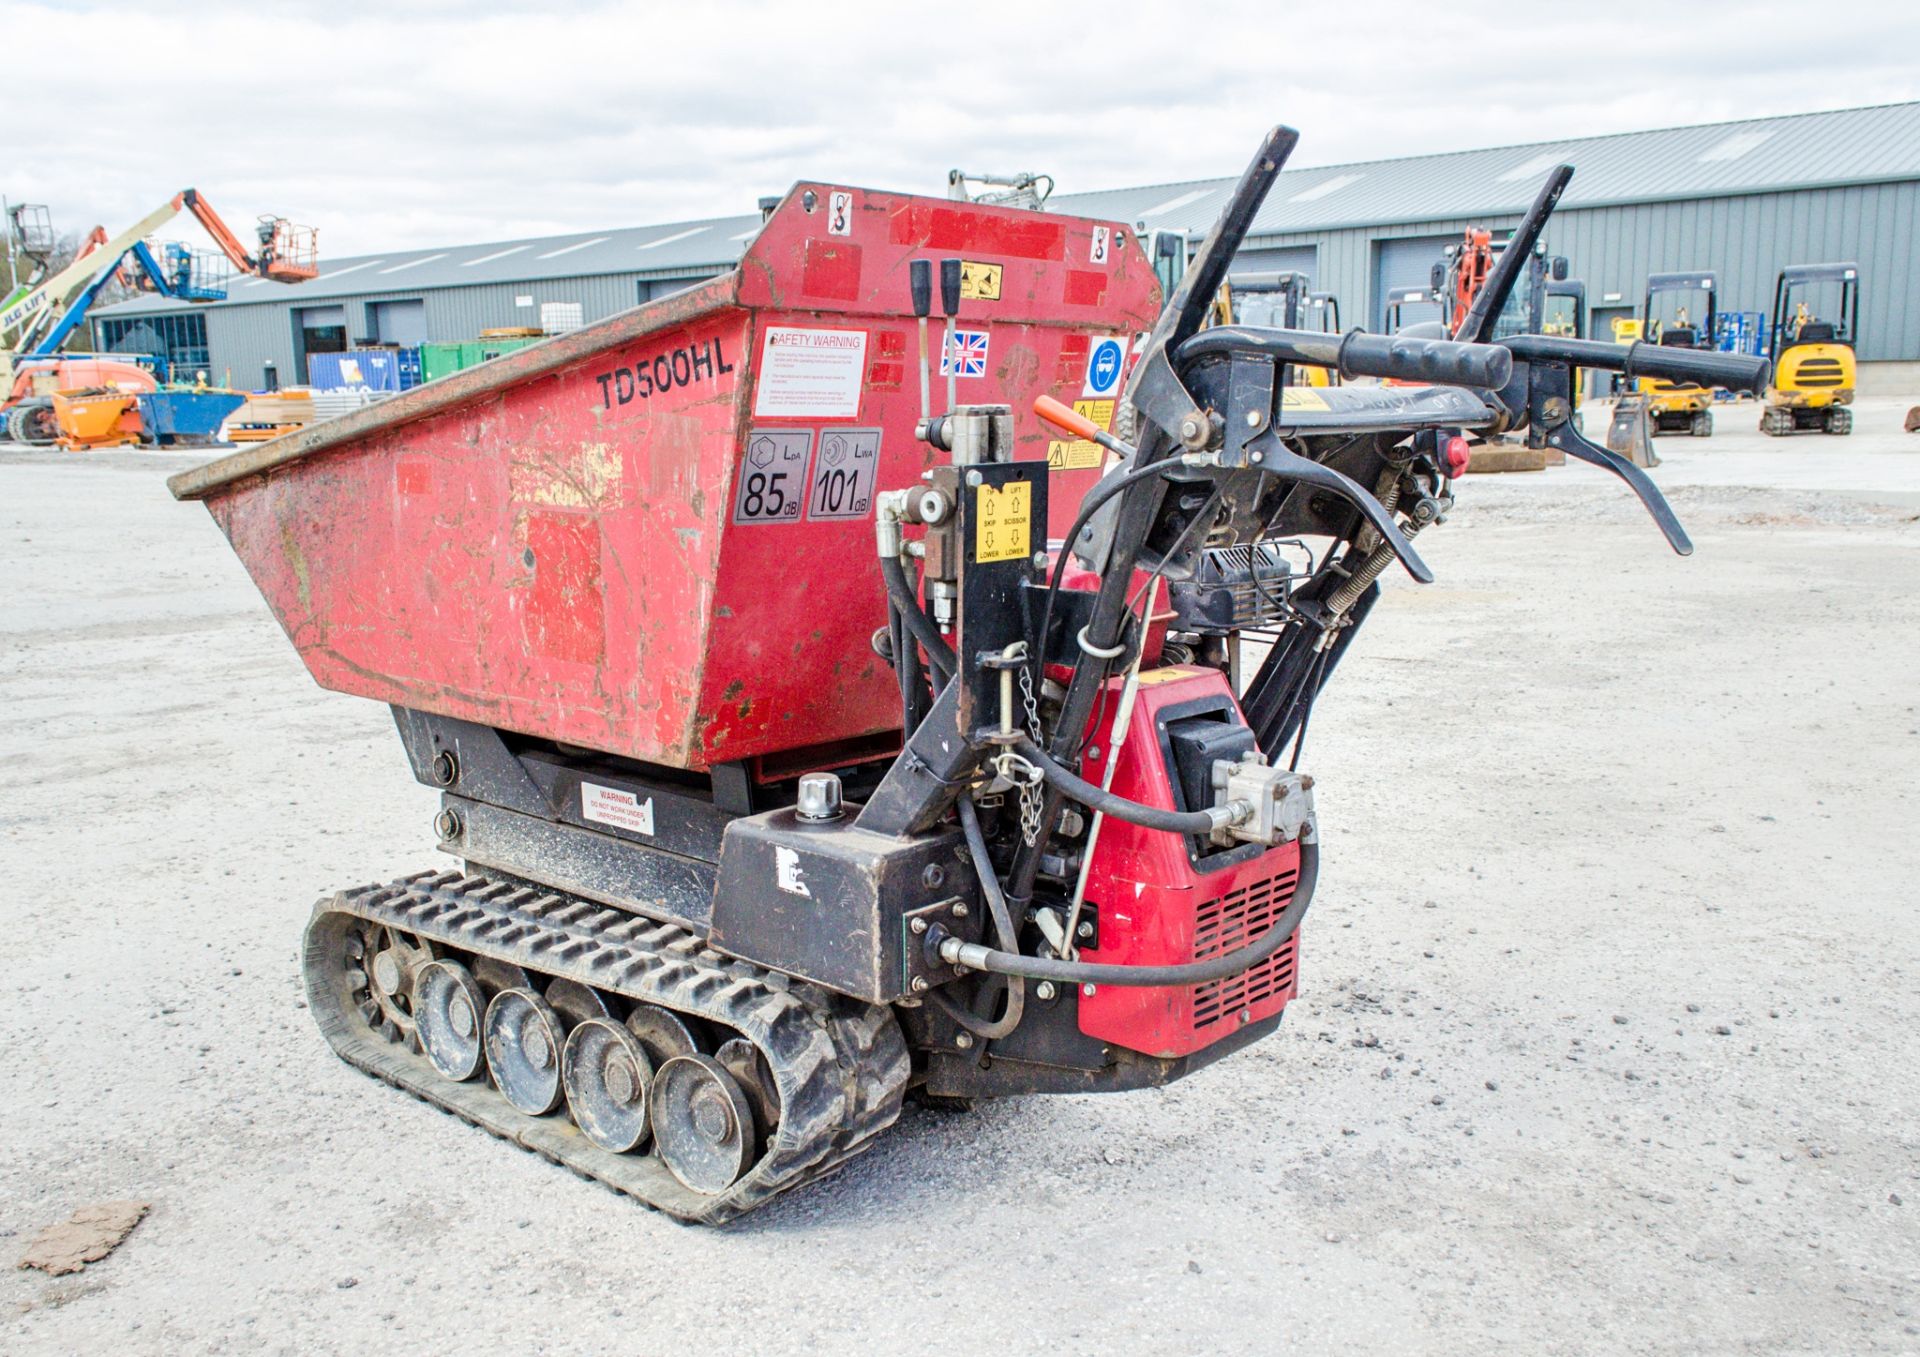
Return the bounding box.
[937,837,1319,987]
[1034,457,1189,679]
[924,795,1026,1039]
[1013,739,1225,836]
[880,553,955,682]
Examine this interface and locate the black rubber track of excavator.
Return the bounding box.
[303,870,910,1224]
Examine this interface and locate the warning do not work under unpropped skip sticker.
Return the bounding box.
[1047,399,1114,471]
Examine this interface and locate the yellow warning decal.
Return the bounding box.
[959,261,1003,301]
[1135,665,1204,686]
[1280,387,1330,411]
[1046,399,1113,470]
[975,481,1032,563]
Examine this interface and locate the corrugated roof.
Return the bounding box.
[96,209,762,316]
[1047,101,1920,239]
[95,101,1919,320]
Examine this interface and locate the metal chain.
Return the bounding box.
[992,749,1046,847]
[1017,662,1043,744]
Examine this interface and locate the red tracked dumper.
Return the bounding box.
[172,128,1769,1222]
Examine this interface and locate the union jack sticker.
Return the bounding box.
[941,329,989,377]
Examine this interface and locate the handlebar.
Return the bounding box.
[1502,334,1770,394]
[1178,326,1513,390]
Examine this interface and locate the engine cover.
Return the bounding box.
[1074,666,1303,1059]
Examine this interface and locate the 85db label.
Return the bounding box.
[733,430,812,524]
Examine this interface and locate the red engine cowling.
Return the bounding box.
[1073,666,1303,1058]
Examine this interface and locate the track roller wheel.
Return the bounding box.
[715,1037,781,1140]
[413,959,487,1081]
[483,987,567,1114]
[626,1002,708,1066]
[562,1017,655,1153]
[651,1054,755,1194]
[545,977,612,1026]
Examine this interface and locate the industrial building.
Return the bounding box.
[92,101,1920,387]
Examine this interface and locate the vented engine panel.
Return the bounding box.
[1073,666,1303,1058]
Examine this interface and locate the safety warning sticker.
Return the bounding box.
[1046,399,1114,471]
[975,481,1032,564]
[1089,225,1111,265]
[1280,388,1330,411]
[1082,334,1126,398]
[807,428,880,519]
[827,191,853,236]
[733,429,812,524]
[960,261,1002,300]
[754,327,868,418]
[581,782,655,835]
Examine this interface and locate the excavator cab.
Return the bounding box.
[1637,272,1718,436]
[1763,262,1858,435]
[1543,278,1587,411]
[1218,272,1335,385]
[1382,284,1440,335]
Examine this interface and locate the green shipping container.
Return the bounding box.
[420,341,480,383]
[475,336,541,362]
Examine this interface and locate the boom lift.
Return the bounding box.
[2,190,316,442]
[1761,262,1858,435]
[1638,272,1718,436]
[167,127,1766,1223]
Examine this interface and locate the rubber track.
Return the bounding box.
[304,869,909,1224]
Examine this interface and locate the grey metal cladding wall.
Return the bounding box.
[1235,181,1918,359]
[191,271,716,385]
[1543,182,1918,359]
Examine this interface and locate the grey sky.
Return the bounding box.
[8,0,1920,258]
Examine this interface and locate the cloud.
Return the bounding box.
[6,0,1919,256]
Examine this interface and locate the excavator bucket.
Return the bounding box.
[167,185,1160,774]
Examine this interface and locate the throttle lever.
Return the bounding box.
[1522,359,1693,556]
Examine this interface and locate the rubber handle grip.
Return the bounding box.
[1503,335,1771,393]
[1034,394,1101,441]
[909,259,931,318]
[940,258,963,316]
[1333,331,1514,388]
[1176,325,1513,389]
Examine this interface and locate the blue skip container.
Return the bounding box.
[137,390,248,445]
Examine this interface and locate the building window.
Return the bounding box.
[540,301,584,334]
[97,313,210,376]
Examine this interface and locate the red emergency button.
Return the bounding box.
[1444,435,1471,476]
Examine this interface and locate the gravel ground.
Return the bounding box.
[3,398,1918,1354]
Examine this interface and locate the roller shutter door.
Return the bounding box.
[1229,244,1317,283]
[1373,235,1452,330]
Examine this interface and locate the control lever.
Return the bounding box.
[910,259,932,425]
[1500,334,1770,558]
[940,257,963,414]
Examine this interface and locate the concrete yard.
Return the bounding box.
[3,398,1918,1353]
